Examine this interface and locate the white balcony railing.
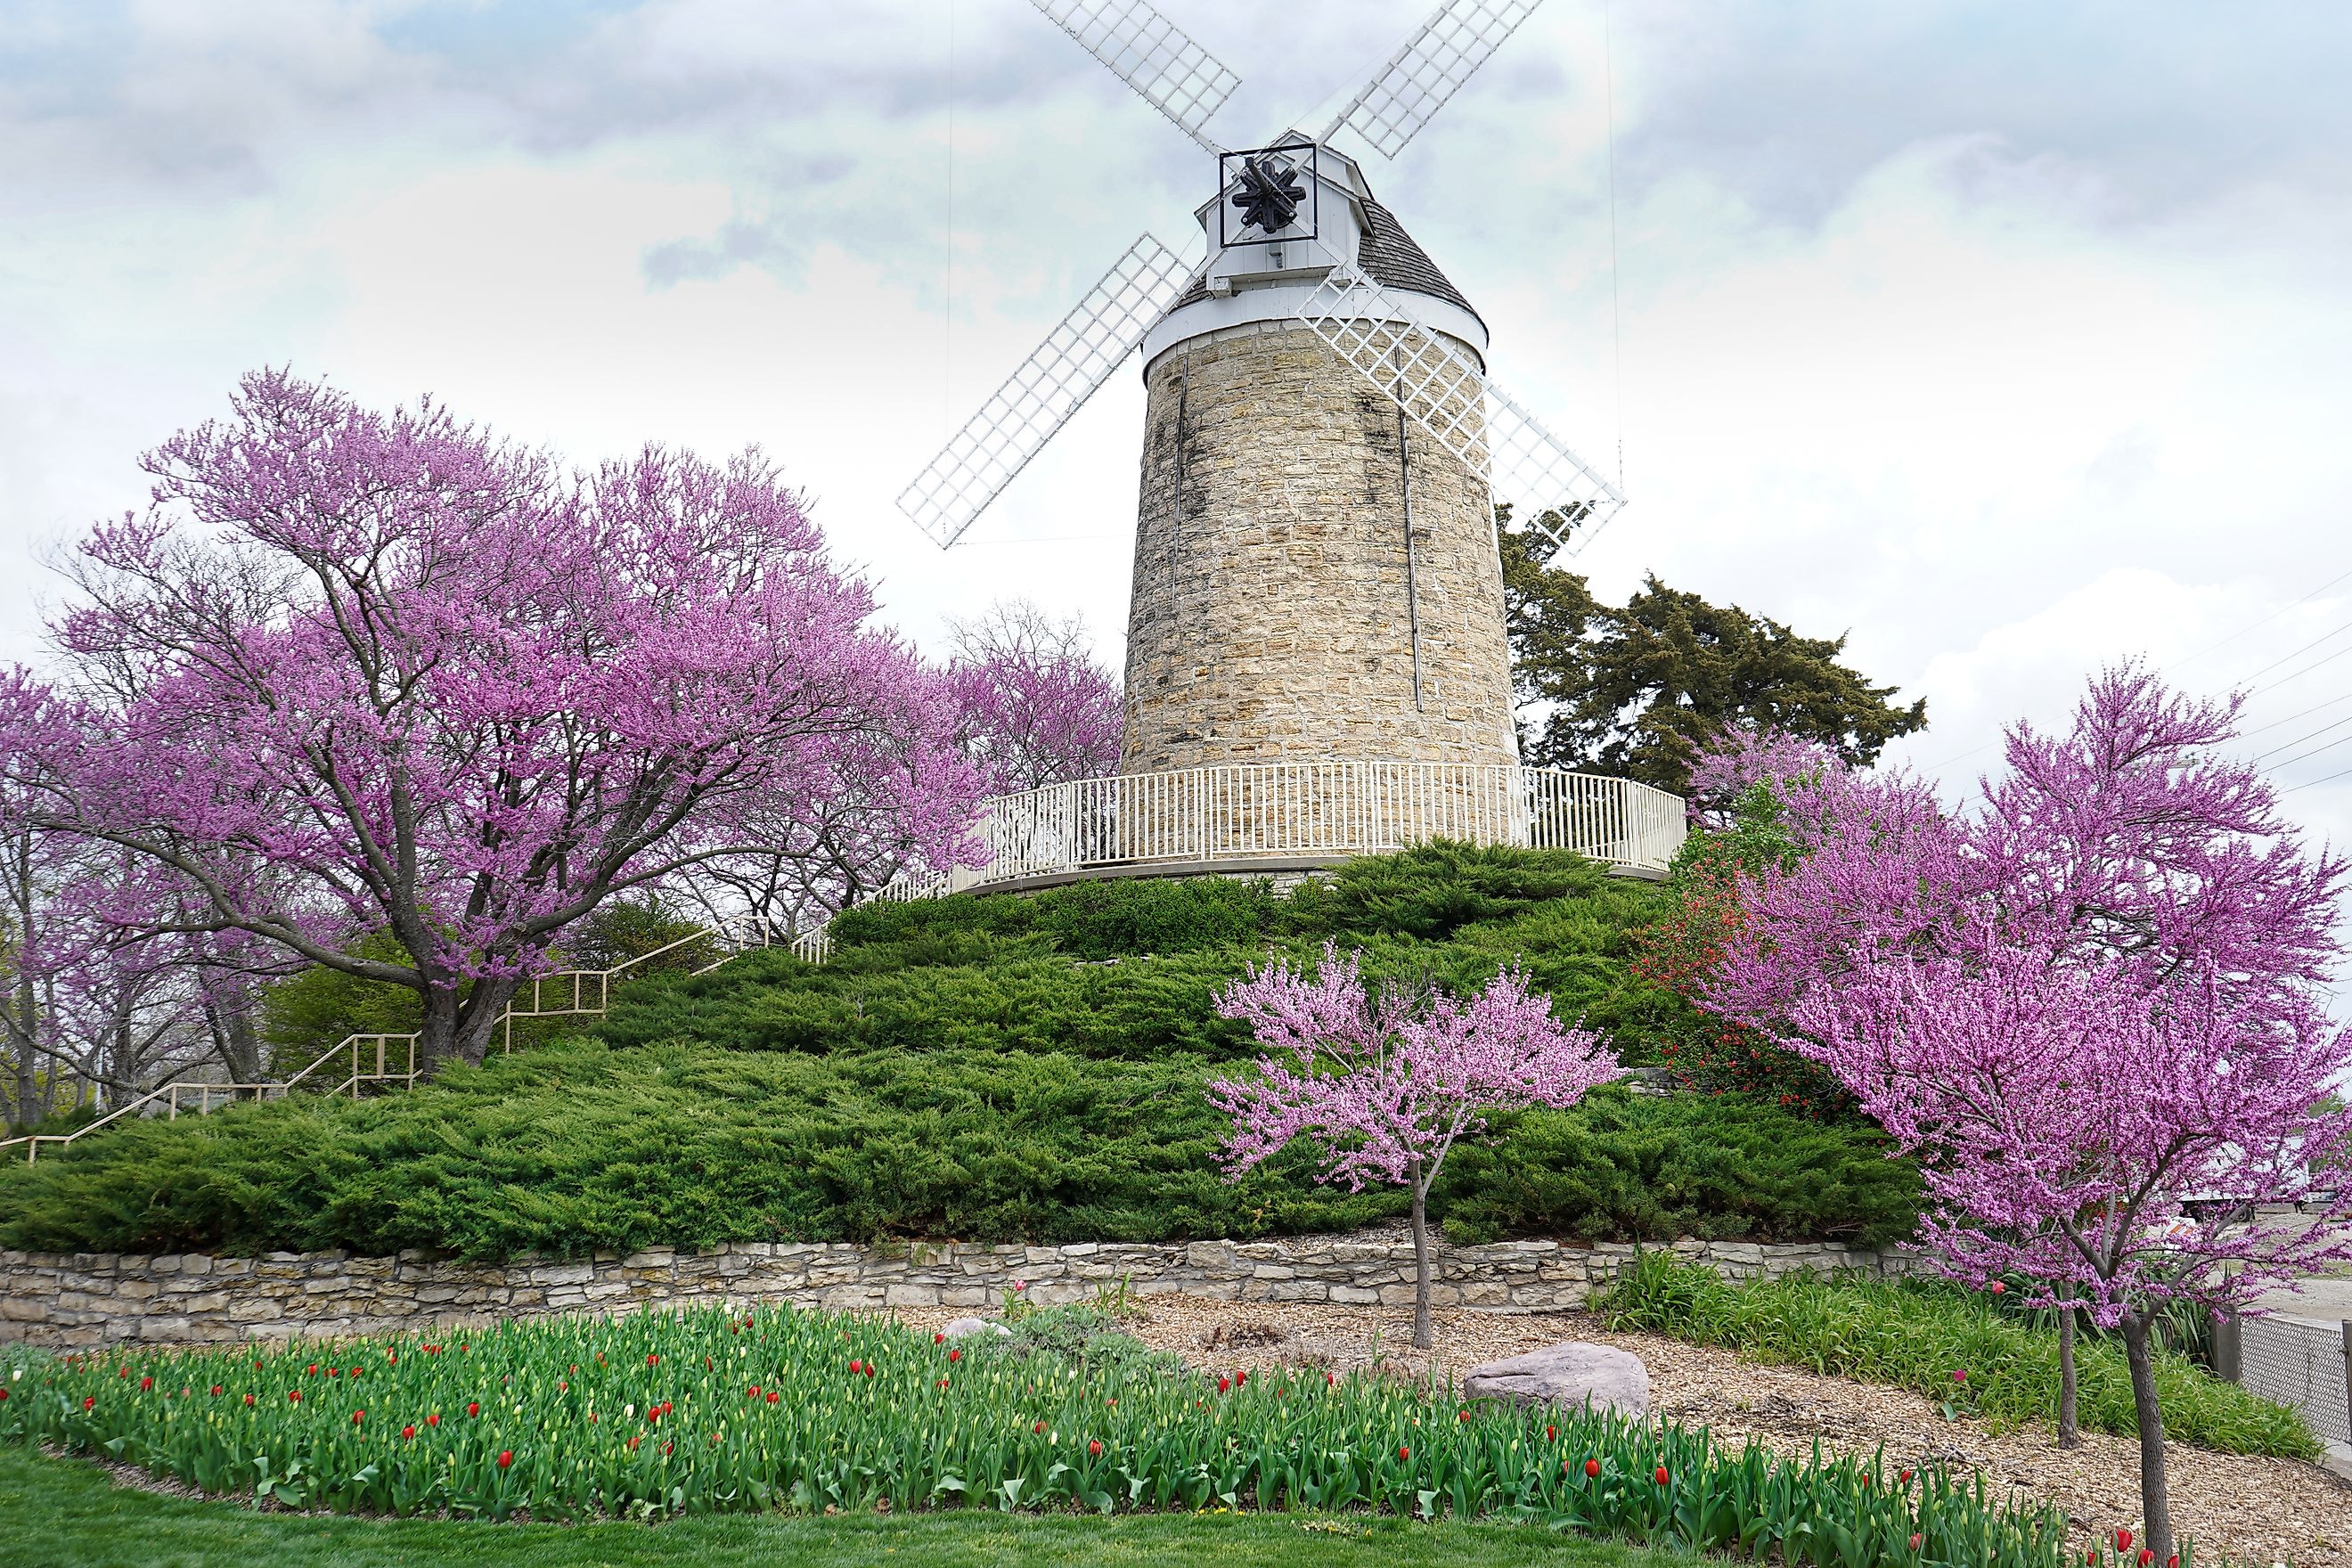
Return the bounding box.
[793,764,1686,961]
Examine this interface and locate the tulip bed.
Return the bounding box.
[3,1304,2070,1566]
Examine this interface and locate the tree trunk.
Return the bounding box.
[1409,1157,1434,1352]
[2057,1291,2080,1449]
[2119,1312,2173,1565]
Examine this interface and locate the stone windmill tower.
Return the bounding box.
[900,0,1636,863]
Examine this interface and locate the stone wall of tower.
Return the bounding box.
[1121,323,1519,773]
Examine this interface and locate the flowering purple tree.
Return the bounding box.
[1209,943,1623,1349]
[1697,669,2352,1561]
[947,600,1123,796]
[0,370,981,1073]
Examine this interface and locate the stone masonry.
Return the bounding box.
[1121,324,1519,773]
[1,1227,1910,1349]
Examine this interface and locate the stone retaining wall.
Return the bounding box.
[2,1229,1908,1348]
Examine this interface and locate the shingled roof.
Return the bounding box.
[1172,199,1482,326]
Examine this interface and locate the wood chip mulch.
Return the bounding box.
[896,1298,2352,1566]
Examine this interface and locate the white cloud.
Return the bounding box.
[2,0,2348,855]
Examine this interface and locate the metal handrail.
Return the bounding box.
[0,920,783,1164]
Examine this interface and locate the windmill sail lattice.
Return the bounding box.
[1292,256,1625,558]
[1323,0,1543,159]
[898,234,1198,550]
[1028,0,1241,152]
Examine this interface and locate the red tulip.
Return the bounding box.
[352,1410,364,1425]
[467,1401,480,1418]
[1458,1409,1471,1423]
[1397,1446,1410,1461]
[139,1376,153,1391]
[1218,1376,1230,1393]
[864,1364,876,1379]
[243,1393,256,1407]
[1236,1371,1247,1386]
[288,1391,301,1404]
[1990,1281,2005,1294]
[427,1413,440,1426]
[209,1384,222,1396]
[306,1363,318,1376]
[2117,1531,2133,1553]
[82,1395,94,1409]
[647,1354,658,1367]
[497,1450,513,1469]
[1546,1425,1556,1441]
[1089,1440,1103,1456]
[1034,1421,1048,1433]
[1655,1466,1670,1485]
[766,1392,779,1404]
[2139,1552,2153,1565]
[937,1378,949,1389]
[1585,1458,1600,1479]
[948,1349,961,1363]
[1910,1536,1923,1552]
[1899,1468,1914,1482]
[935,1333,945,1343]
[402,1425,416,1440]
[849,1360,863,1376]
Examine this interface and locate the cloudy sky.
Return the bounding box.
[4,0,2350,843]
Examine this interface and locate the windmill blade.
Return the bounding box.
[1028,0,1240,153]
[1290,257,1625,559]
[1322,0,1544,159]
[898,234,1197,550]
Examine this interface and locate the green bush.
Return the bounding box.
[0,1041,1921,1261]
[0,846,1925,1261]
[1439,1089,1921,1247]
[1597,1251,2319,1460]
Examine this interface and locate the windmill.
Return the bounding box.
[901,0,1626,776]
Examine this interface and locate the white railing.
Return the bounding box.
[797,764,1686,962]
[976,763,1685,880]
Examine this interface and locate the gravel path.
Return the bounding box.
[896,1299,2352,1565]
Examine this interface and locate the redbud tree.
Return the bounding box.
[1209,943,1623,1349]
[1699,669,2352,1562]
[946,600,1123,795]
[0,371,980,1073]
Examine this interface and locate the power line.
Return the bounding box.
[2253,708,2352,764]
[2235,616,2352,689]
[2239,689,2352,740]
[2283,758,2352,796]
[2168,564,2352,674]
[2246,638,2352,701]
[2266,729,2352,776]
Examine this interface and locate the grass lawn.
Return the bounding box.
[0,1443,1695,1568]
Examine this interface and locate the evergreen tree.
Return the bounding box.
[1499,520,1925,795]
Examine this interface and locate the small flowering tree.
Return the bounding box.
[947,600,1123,796]
[1695,669,2352,1563]
[1208,943,1623,1349]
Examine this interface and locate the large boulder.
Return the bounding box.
[1463,1343,1649,1420]
[942,1316,1009,1340]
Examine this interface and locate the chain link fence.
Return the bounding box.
[2233,1314,2350,1444]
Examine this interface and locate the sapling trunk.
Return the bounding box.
[2119,1311,2173,1565]
[2058,1286,2080,1449]
[1409,1156,1434,1351]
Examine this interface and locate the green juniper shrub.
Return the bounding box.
[0,1040,1919,1262]
[1597,1250,2317,1460]
[0,845,1923,1262]
[1435,1086,1921,1248]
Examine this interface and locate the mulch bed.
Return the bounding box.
[899,1297,2352,1566]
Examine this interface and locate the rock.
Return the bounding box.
[941,1316,1009,1339]
[1463,1343,1648,1419]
